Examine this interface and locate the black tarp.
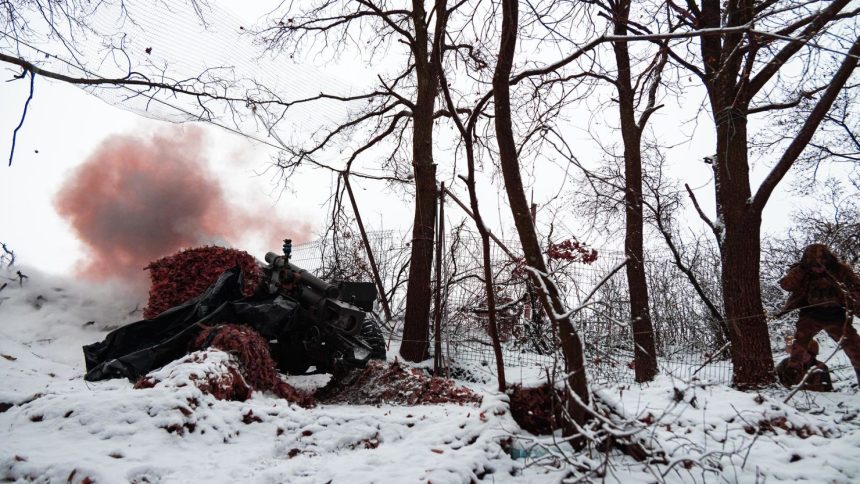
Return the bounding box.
[83,267,298,381]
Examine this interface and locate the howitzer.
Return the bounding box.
[264,239,386,374]
[83,240,386,382]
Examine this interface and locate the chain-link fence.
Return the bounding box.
[289,228,736,385]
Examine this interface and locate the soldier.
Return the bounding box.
[777,244,860,386]
[775,339,833,391]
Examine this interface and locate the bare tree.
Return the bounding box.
[253,0,458,362]
[660,0,860,387]
[438,54,507,391]
[572,0,667,382]
[643,163,730,348]
[611,0,661,382]
[752,85,860,195]
[493,0,593,447]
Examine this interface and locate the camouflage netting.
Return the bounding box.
[143,246,263,318]
[134,326,477,408]
[3,1,353,138]
[316,361,482,406]
[191,324,315,407]
[135,324,315,407]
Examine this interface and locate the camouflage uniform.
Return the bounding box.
[779,244,860,385]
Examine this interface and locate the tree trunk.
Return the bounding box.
[694,0,775,387]
[400,0,443,362]
[494,0,588,448]
[722,217,774,387]
[612,0,658,382]
[400,159,436,362]
[714,116,775,387]
[624,148,659,382]
[679,0,854,388]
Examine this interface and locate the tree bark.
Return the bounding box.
[713,115,771,386]
[494,0,588,447]
[400,0,446,362]
[694,0,774,387]
[611,0,658,382]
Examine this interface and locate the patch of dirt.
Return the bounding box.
[507,383,564,435]
[316,360,482,405]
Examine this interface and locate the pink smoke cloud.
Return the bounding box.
[55,127,311,289]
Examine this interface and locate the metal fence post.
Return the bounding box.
[433,182,446,376]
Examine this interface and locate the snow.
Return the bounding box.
[3,266,860,483]
[584,377,860,483]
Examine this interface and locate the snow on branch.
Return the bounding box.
[524,258,628,323]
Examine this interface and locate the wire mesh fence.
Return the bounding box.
[289,227,736,385]
[434,227,734,385]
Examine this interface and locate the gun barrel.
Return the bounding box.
[288,262,339,298]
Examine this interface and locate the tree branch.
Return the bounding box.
[511,24,755,86]
[684,182,719,239]
[747,83,832,114]
[647,199,725,325]
[746,0,853,97]
[752,36,860,213]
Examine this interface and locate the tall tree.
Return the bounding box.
[494,0,590,446]
[608,0,663,381]
[438,61,507,392]
[667,0,860,386]
[399,0,449,361]
[256,1,453,362]
[538,0,665,381]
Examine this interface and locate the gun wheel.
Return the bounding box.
[361,311,387,360]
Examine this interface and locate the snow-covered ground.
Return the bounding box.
[2,267,860,483]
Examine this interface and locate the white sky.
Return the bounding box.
[0,1,417,275]
[0,0,823,278]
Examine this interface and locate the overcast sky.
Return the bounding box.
[0,0,821,284]
[0,1,418,279]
